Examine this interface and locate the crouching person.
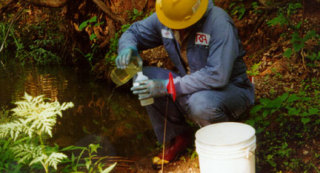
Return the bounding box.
[115,0,255,169]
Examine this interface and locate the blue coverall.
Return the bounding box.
[118,1,255,143]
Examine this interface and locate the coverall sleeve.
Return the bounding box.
[118,13,163,53]
[174,15,240,96]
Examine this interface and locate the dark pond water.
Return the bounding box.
[0,62,156,158]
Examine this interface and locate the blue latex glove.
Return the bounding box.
[115,47,141,69]
[131,79,168,100]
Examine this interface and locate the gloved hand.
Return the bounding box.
[115,47,141,69]
[131,79,168,100]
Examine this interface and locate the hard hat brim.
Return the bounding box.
[156,0,209,30]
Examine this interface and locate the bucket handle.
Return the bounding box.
[246,148,255,159]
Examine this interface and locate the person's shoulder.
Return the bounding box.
[135,12,165,30]
[140,12,158,22]
[204,5,234,29]
[210,6,231,20]
[204,6,236,38]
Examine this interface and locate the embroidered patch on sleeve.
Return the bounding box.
[161,29,173,39]
[195,32,210,46]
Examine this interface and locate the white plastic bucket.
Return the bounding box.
[195,122,256,173]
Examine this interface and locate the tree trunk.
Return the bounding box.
[92,0,125,25]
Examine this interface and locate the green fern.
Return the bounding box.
[46,152,68,170]
[0,120,24,140]
[0,93,73,172]
[12,143,68,171]
[12,143,42,164]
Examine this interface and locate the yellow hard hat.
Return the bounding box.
[156,0,209,29]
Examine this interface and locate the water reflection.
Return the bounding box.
[24,71,68,101]
[0,63,156,158]
[18,69,63,102]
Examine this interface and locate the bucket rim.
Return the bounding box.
[196,135,256,147]
[195,122,256,146]
[195,136,256,151]
[196,142,256,154]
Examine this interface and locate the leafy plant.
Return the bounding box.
[61,144,116,173]
[247,62,261,76]
[0,93,74,173]
[229,2,246,20]
[292,31,316,52]
[247,77,320,171]
[249,89,319,128]
[79,16,99,41]
[0,106,22,172]
[267,2,302,27]
[129,8,143,21]
[104,8,153,63]
[105,24,131,63]
[251,2,262,14]
[78,16,105,66]
[265,2,320,63]
[13,20,65,65]
[267,13,288,27]
[0,22,10,52]
[251,92,288,119]
[283,30,318,60]
[0,107,21,173]
[79,9,152,66]
[0,22,23,62]
[79,16,95,31]
[306,51,320,61]
[287,2,303,16]
[29,44,61,65]
[0,137,23,172]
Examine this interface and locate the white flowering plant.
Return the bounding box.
[0,93,74,172]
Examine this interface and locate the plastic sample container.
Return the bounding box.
[133,71,154,106]
[110,55,142,86]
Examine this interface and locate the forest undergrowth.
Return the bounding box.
[0,0,319,172]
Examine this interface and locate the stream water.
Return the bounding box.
[0,62,156,159]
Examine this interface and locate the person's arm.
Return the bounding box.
[118,13,163,53]
[174,15,241,96]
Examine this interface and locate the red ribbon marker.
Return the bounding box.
[167,72,176,102]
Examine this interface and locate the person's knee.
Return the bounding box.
[187,93,229,126]
[189,104,228,126]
